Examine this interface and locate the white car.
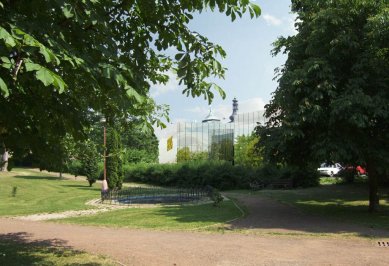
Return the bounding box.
[317,163,343,177]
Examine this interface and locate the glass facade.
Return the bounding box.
[176,110,266,163]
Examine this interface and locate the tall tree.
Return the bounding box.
[265,0,388,212]
[0,0,261,166]
[106,127,123,189]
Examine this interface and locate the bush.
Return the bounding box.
[106,128,123,189]
[122,162,320,190]
[67,159,82,176]
[78,141,100,187]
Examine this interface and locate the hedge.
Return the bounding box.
[122,161,319,190]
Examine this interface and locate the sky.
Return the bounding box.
[152,0,296,161]
[151,0,296,124]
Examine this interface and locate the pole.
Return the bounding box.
[102,125,108,194]
[104,125,106,181]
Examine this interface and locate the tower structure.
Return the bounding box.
[229,97,238,123]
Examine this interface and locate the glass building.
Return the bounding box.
[175,98,266,163]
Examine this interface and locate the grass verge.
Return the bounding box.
[0,168,100,216]
[58,200,242,231]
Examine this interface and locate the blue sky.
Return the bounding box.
[151,0,296,125]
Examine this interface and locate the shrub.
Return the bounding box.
[67,159,82,177]
[210,188,224,207]
[106,128,123,189]
[78,141,100,187]
[122,162,320,190]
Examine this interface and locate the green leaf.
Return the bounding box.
[0,77,9,97]
[52,74,67,93]
[125,85,144,103]
[1,57,12,69]
[175,53,185,61]
[213,83,226,99]
[25,61,42,72]
[250,3,261,17]
[0,27,16,47]
[36,68,54,86]
[62,5,74,19]
[22,33,40,47]
[39,46,52,63]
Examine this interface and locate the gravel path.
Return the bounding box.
[13,199,128,221]
[1,194,389,265]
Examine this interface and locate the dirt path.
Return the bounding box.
[1,194,389,265]
[227,193,389,238]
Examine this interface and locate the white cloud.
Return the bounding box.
[150,71,180,98]
[263,13,283,26]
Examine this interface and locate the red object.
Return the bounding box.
[356,165,366,175]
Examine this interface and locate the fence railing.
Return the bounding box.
[101,186,211,205]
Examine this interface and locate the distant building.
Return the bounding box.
[202,106,220,123]
[159,98,265,163]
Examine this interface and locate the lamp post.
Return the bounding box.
[100,117,108,193]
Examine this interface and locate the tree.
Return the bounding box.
[234,134,262,167]
[106,127,123,190]
[121,122,159,164]
[177,147,191,163]
[265,0,389,212]
[78,141,100,187]
[0,1,261,168]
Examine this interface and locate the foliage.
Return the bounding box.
[121,122,159,164]
[263,0,389,211]
[210,188,224,207]
[0,0,260,169]
[77,141,99,186]
[123,161,318,190]
[177,147,209,162]
[176,147,192,163]
[209,138,234,162]
[234,134,262,167]
[106,127,123,189]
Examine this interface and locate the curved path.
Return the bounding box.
[1,194,389,265]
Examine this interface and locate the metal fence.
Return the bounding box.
[101,186,211,205]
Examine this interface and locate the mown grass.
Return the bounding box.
[0,168,100,216]
[0,232,116,266]
[253,183,389,230]
[59,200,242,230]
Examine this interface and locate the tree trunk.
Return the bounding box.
[366,161,379,212]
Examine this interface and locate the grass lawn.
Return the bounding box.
[58,200,243,231]
[253,182,389,230]
[0,168,100,216]
[0,233,116,266]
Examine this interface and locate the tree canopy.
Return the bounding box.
[0,0,260,162]
[262,0,388,211]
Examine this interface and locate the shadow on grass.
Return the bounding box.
[225,184,389,238]
[60,184,97,189]
[0,232,106,266]
[13,175,62,181]
[152,202,239,225]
